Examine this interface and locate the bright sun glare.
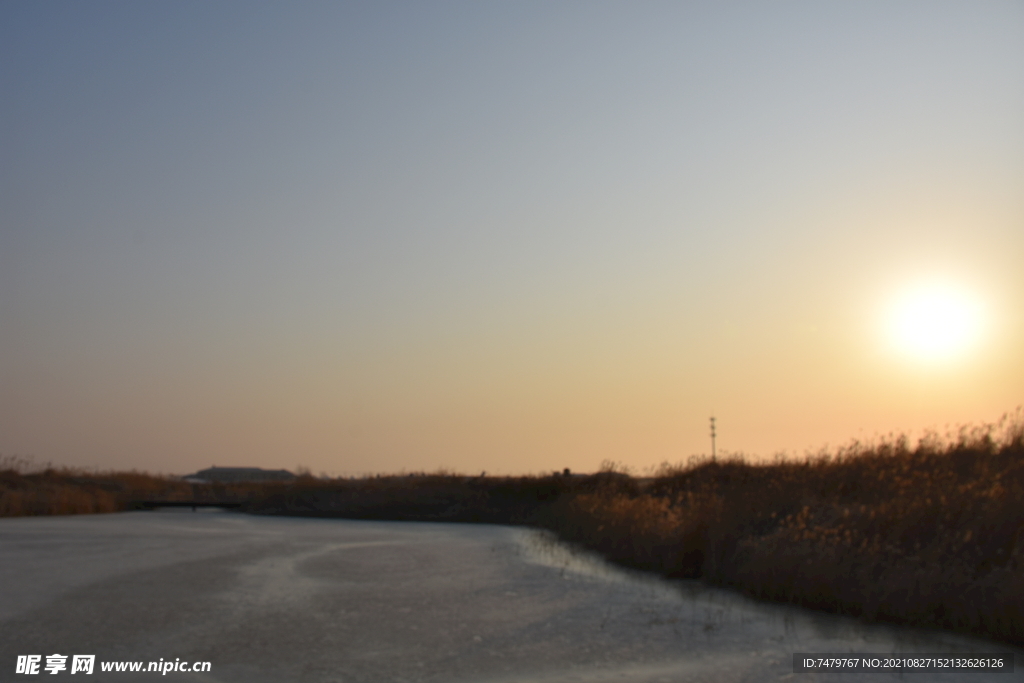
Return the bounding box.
[884,281,985,364]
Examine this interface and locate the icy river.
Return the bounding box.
[1,510,1018,682]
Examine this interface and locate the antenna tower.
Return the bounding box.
[710,416,717,459]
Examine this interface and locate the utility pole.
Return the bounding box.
[710,416,716,459]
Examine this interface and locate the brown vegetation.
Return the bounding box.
[546,415,1024,645]
[0,455,278,516]
[244,470,610,523]
[3,413,1022,645]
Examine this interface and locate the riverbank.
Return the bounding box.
[3,415,1022,646]
[0,456,271,516]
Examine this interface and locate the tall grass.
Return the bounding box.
[544,414,1024,644]
[245,470,590,523]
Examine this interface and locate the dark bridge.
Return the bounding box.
[131,500,244,510]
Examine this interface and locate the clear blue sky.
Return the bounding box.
[3,2,1022,475]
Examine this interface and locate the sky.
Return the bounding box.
[2,1,1022,476]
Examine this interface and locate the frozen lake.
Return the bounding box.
[1,510,1018,682]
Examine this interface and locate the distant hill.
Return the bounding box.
[183,467,296,483]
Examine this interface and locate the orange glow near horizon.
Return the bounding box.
[2,4,1022,477]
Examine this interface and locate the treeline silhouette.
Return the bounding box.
[0,456,269,515]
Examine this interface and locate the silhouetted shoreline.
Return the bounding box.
[3,416,1022,646]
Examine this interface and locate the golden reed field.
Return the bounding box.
[3,413,1023,645]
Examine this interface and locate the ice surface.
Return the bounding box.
[1,511,1017,682]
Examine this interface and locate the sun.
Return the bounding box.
[884,281,985,364]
